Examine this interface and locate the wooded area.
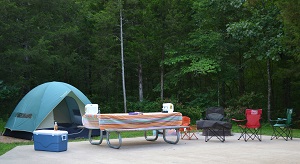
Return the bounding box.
[0,0,299,125]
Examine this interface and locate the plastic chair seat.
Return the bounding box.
[273,124,288,127]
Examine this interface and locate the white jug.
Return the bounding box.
[162,103,174,113]
[85,104,99,114]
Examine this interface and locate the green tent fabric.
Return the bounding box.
[5,81,91,133]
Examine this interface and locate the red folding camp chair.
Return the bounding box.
[232,109,262,142]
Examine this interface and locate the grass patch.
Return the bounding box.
[0,142,33,156]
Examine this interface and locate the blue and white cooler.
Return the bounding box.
[33,130,68,152]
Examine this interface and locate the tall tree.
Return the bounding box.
[228,0,283,120]
[119,0,127,112]
[275,0,300,110]
[75,0,122,112]
[163,0,247,107]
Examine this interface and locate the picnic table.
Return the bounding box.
[82,112,186,149]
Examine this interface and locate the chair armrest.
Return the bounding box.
[231,118,246,122]
[270,118,286,125]
[277,118,287,121]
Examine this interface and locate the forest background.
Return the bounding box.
[0,0,299,126]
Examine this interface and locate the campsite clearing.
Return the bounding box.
[1,134,300,164]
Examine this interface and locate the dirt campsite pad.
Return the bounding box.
[0,135,31,143]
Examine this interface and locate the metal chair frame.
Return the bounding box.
[204,127,226,142]
[232,109,262,142]
[180,116,198,140]
[270,108,293,141]
[197,107,232,142]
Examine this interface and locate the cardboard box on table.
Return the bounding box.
[33,130,68,152]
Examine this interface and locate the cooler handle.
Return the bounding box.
[61,134,67,141]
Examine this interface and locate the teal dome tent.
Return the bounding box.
[4,81,95,139]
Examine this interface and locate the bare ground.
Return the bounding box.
[0,134,31,143]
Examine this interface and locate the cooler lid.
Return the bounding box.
[33,130,68,135]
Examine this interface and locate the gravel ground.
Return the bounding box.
[0,134,31,143]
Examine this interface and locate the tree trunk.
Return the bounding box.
[238,53,245,95]
[267,58,272,121]
[120,2,127,113]
[283,77,291,108]
[138,60,143,102]
[160,47,165,101]
[220,81,226,107]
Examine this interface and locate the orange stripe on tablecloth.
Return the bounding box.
[83,114,100,118]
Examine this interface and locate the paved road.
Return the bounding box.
[1,133,299,164]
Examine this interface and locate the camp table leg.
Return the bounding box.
[88,129,104,145]
[144,130,159,141]
[162,128,180,144]
[106,131,122,149]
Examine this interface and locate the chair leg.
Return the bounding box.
[284,127,293,141]
[289,128,293,140]
[271,126,292,141]
[270,126,278,140]
[181,129,195,140]
[237,127,246,141]
[181,131,189,139]
[204,128,225,142]
[188,130,198,140]
[271,126,283,140]
[246,128,261,141]
[238,128,261,142]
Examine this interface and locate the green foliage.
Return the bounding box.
[0,0,299,123]
[127,100,161,113]
[183,58,220,75]
[0,118,6,133]
[165,56,220,75]
[0,81,20,119]
[126,99,203,124]
[177,106,203,124]
[276,0,300,61]
[187,91,219,108]
[227,21,262,39]
[232,1,282,61]
[225,92,265,119]
[0,81,19,101]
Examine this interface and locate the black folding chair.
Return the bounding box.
[196,107,232,142]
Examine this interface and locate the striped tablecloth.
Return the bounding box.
[82,112,182,130]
